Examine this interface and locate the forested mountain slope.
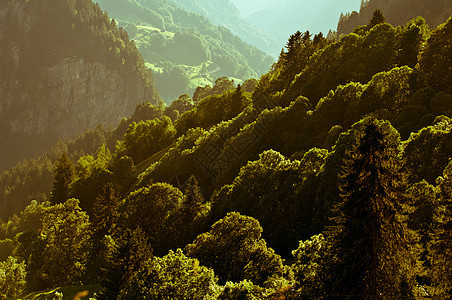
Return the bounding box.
[338,0,452,35]
[0,0,160,172]
[1,10,452,300]
[169,0,279,55]
[94,0,274,100]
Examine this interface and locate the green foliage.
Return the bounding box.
[70,146,114,216]
[330,117,415,297]
[117,116,176,164]
[406,180,437,285]
[74,145,111,181]
[218,280,265,300]
[396,16,430,68]
[91,183,120,240]
[120,183,185,255]
[429,161,452,296]
[175,85,249,137]
[111,156,136,197]
[357,66,414,115]
[87,183,121,281]
[186,212,284,285]
[154,63,191,100]
[419,16,452,93]
[0,256,26,300]
[97,227,153,300]
[130,102,164,124]
[50,153,75,205]
[403,116,452,184]
[279,31,316,89]
[213,149,328,256]
[286,22,401,105]
[123,249,219,299]
[0,7,451,298]
[291,234,338,298]
[14,199,90,291]
[164,94,194,123]
[0,124,110,220]
[39,199,91,287]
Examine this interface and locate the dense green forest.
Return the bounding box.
[94,0,273,101]
[1,6,452,299]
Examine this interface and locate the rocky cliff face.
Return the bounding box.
[2,56,148,138]
[0,0,161,172]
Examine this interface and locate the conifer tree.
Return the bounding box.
[369,9,386,28]
[283,30,302,63]
[430,161,452,296]
[331,118,415,297]
[50,153,75,204]
[226,84,243,120]
[92,183,120,239]
[97,227,153,299]
[279,30,314,89]
[86,183,121,281]
[180,175,208,244]
[184,175,204,209]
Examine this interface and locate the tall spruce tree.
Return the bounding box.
[430,161,452,296]
[226,84,244,120]
[92,183,120,239]
[331,117,415,297]
[369,9,386,28]
[97,227,153,299]
[86,183,121,281]
[280,30,315,88]
[50,153,75,204]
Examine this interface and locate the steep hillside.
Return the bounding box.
[1,15,451,299]
[338,0,452,35]
[169,0,279,55]
[1,0,452,293]
[94,0,274,100]
[0,0,160,172]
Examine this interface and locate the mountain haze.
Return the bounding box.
[169,0,279,55]
[338,0,452,35]
[232,0,361,46]
[0,0,160,172]
[95,0,274,100]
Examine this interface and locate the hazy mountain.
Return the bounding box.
[0,0,160,172]
[232,0,361,47]
[95,0,274,101]
[337,0,452,35]
[169,0,280,55]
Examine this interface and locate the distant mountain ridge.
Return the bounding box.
[338,0,452,35]
[169,0,280,55]
[95,0,274,100]
[0,0,160,172]
[231,0,362,50]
